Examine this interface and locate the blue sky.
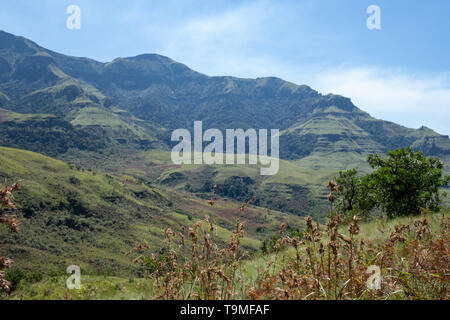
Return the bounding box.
[1,0,449,135]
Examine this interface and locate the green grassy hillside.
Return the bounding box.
[110,149,374,220]
[0,147,305,278]
[108,148,450,220]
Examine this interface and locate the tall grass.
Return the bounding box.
[130,185,449,300]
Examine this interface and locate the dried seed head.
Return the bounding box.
[339,234,352,244]
[0,275,10,293]
[165,228,174,238]
[0,182,21,210]
[327,192,335,204]
[0,257,12,269]
[318,242,324,254]
[0,216,19,233]
[305,216,313,231]
[247,196,256,205]
[280,223,287,235]
[178,232,185,246]
[11,182,21,192]
[327,180,338,192]
[133,256,142,264]
[348,215,360,235]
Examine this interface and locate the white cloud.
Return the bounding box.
[117,1,450,136]
[158,1,275,63]
[153,0,316,78]
[310,67,450,136]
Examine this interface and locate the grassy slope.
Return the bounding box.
[112,149,375,221]
[126,149,450,211]
[0,107,54,122]
[0,147,305,277]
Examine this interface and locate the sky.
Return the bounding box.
[0,0,449,135]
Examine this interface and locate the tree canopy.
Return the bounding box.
[335,147,449,218]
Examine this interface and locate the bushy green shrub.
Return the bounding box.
[336,148,449,218]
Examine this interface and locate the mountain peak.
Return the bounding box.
[132,53,172,61]
[0,30,37,55]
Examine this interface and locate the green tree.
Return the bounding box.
[335,169,359,214]
[367,147,449,218]
[335,169,377,218]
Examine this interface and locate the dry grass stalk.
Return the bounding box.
[0,181,21,293]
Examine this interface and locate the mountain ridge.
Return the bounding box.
[0,29,449,165]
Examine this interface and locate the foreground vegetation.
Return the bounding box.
[1,147,449,300]
[3,209,448,300]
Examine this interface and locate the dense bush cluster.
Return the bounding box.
[335,148,450,219]
[0,118,110,157]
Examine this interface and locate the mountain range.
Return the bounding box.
[1,30,449,160]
